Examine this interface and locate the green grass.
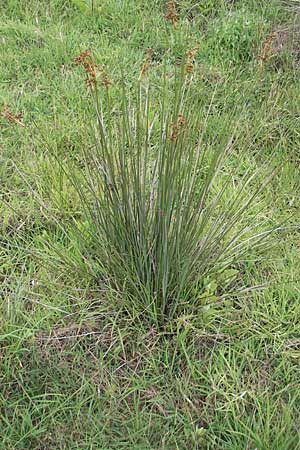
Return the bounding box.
[1,0,300,448]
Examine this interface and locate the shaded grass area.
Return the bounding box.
[1,0,300,448]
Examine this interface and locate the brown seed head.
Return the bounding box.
[170,113,185,142]
[74,50,97,89]
[101,65,111,89]
[170,122,178,143]
[138,48,153,81]
[0,106,25,127]
[178,114,185,128]
[258,32,276,65]
[166,1,178,30]
[185,47,199,74]
[74,50,89,65]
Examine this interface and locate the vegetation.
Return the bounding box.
[1,0,300,448]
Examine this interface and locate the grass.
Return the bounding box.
[1,0,300,448]
[50,58,277,326]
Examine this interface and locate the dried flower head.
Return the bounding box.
[138,48,153,81]
[101,65,111,89]
[258,32,276,66]
[74,50,97,89]
[170,122,178,142]
[178,113,185,128]
[185,47,199,74]
[0,106,25,127]
[74,50,89,65]
[170,113,185,142]
[166,0,178,30]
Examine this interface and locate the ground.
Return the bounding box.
[1,1,300,449]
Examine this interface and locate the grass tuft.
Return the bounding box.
[46,57,278,326]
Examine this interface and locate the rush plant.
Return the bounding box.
[53,53,275,326]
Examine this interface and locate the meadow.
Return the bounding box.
[1,0,300,448]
